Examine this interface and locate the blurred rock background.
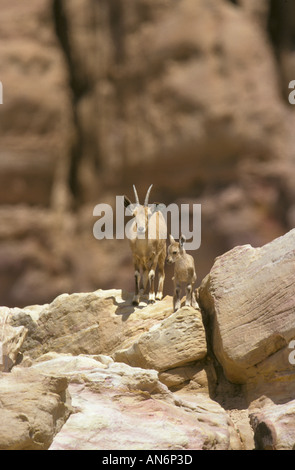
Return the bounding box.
[0,0,294,307]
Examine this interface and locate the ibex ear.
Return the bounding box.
[151,202,166,214]
[124,196,136,215]
[179,234,186,249]
[169,234,175,244]
[124,196,132,208]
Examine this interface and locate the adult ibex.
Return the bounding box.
[124,184,167,305]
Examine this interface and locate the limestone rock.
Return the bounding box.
[0,309,27,372]
[10,289,174,359]
[199,228,295,399]
[0,367,71,450]
[1,0,295,311]
[158,359,216,394]
[249,396,295,450]
[27,354,241,450]
[114,306,207,372]
[12,289,211,394]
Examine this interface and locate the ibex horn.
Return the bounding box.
[133,185,140,205]
[144,184,153,206]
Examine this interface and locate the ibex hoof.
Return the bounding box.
[174,302,181,312]
[155,293,163,301]
[132,295,140,306]
[148,292,155,304]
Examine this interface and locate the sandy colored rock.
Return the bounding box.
[28,355,242,450]
[114,306,207,371]
[0,309,27,372]
[0,367,71,450]
[10,289,174,359]
[199,228,295,394]
[249,396,295,450]
[159,359,216,394]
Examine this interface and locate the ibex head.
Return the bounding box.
[166,234,186,264]
[124,184,154,235]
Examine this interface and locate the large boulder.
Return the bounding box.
[0,367,71,450]
[1,0,295,311]
[249,396,295,450]
[114,305,213,393]
[199,228,295,401]
[0,309,27,371]
[9,289,174,359]
[29,354,241,450]
[10,291,212,394]
[114,306,207,371]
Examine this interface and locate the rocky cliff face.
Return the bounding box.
[1,229,294,450]
[0,0,295,307]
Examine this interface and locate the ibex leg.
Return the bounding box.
[185,284,193,306]
[156,249,166,301]
[173,283,181,312]
[132,260,141,306]
[148,269,156,303]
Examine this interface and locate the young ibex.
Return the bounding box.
[167,234,199,312]
[124,184,167,305]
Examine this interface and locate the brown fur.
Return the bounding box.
[124,185,167,305]
[167,234,198,312]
